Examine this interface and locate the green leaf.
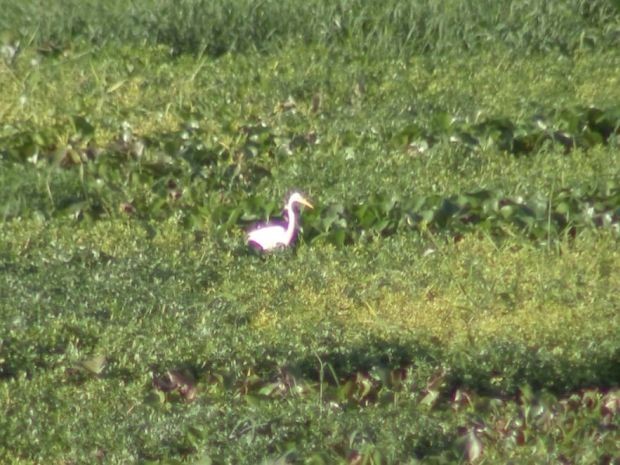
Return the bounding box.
[80,354,106,375]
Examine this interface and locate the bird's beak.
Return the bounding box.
[299,198,313,209]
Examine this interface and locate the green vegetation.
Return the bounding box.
[1,1,619,463]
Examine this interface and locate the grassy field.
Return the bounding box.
[1,1,619,464]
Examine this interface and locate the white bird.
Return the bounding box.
[247,192,313,251]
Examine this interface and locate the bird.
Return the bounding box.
[247,192,313,251]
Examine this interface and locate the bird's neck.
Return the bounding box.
[285,205,297,243]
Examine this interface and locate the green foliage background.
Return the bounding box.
[1,0,619,463]
[2,0,619,55]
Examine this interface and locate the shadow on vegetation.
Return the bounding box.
[151,333,620,403]
[284,336,620,397]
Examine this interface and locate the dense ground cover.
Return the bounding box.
[1,1,619,463]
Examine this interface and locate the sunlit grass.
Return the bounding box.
[3,43,620,140]
[240,232,619,348]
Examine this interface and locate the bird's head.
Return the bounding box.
[287,192,313,210]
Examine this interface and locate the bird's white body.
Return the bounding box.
[247,224,293,250]
[247,192,313,252]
